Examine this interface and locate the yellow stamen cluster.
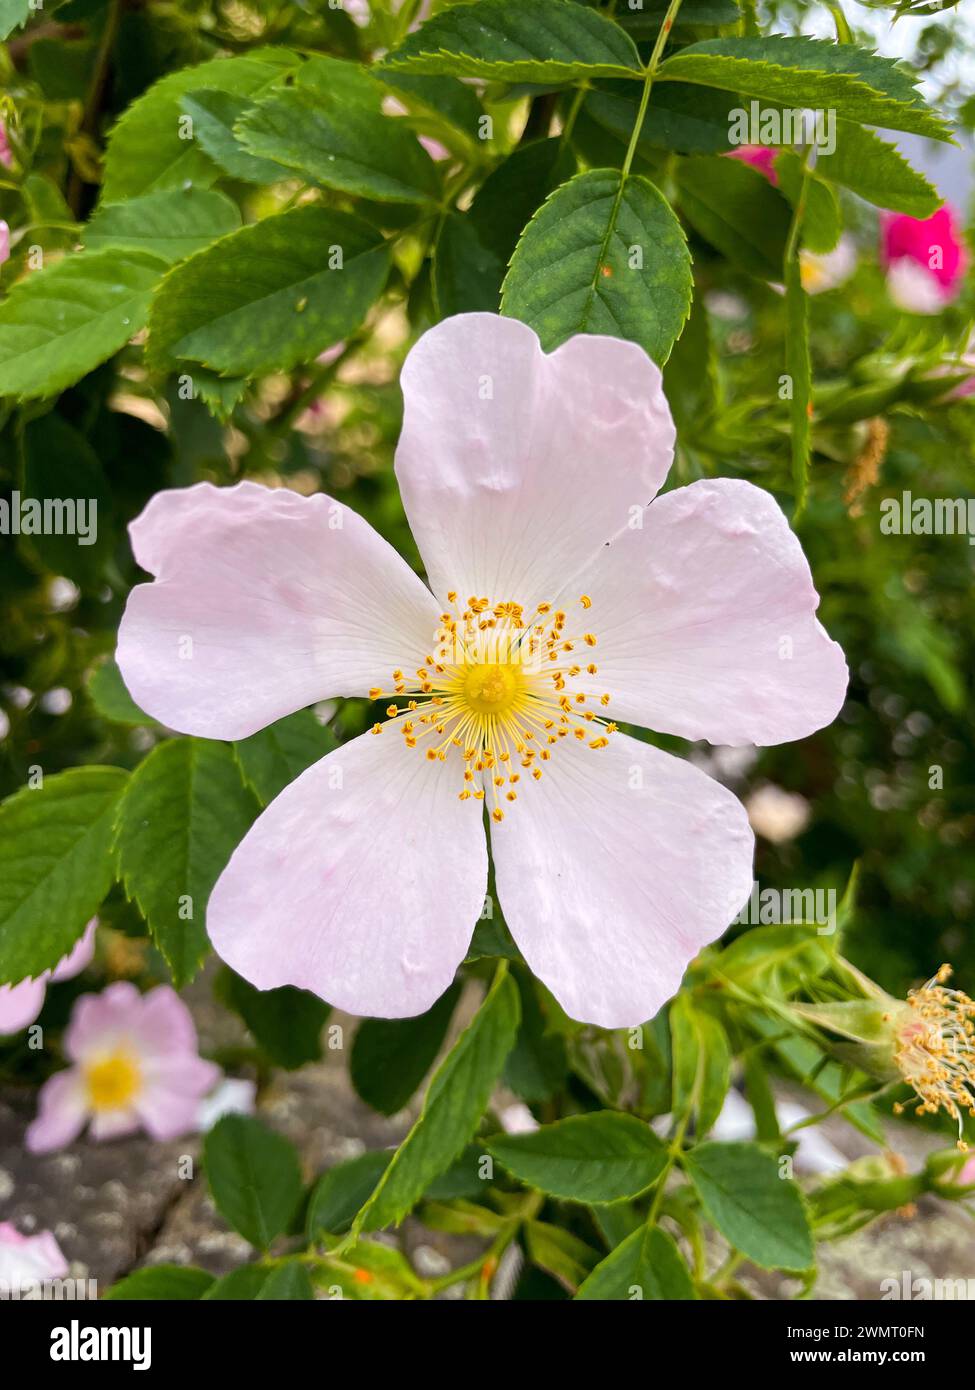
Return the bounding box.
[892,965,975,1146]
[369,593,615,820]
[84,1050,142,1112]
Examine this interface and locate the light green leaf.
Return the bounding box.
[678,156,791,280]
[205,1114,303,1250]
[101,49,301,202]
[817,123,940,217]
[381,0,644,83]
[104,1266,214,1300]
[502,168,692,366]
[0,767,128,985]
[0,250,165,401]
[351,983,462,1116]
[237,86,441,204]
[576,1224,696,1300]
[233,708,337,806]
[487,1112,667,1203]
[114,738,259,986]
[670,994,731,1137]
[351,968,520,1236]
[147,206,390,377]
[0,0,30,42]
[525,1220,600,1293]
[658,36,951,141]
[683,1140,814,1271]
[83,189,240,264]
[214,967,330,1071]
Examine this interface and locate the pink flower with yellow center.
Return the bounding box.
[116,313,847,1027]
[26,982,219,1153]
[881,206,967,315]
[0,920,96,1035]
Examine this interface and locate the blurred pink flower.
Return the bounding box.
[727,145,778,185]
[115,313,847,1029]
[26,982,219,1153]
[0,1222,68,1285]
[0,220,9,267]
[881,206,967,314]
[0,121,12,170]
[0,921,96,1035]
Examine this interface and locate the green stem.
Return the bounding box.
[620,0,685,182]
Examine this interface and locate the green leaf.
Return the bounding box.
[19,414,114,584]
[378,71,484,143]
[487,1112,667,1203]
[677,156,791,280]
[215,968,330,1070]
[0,0,28,40]
[504,971,567,1102]
[233,708,336,806]
[205,1114,303,1250]
[585,82,741,157]
[101,49,301,202]
[86,657,154,726]
[433,213,507,318]
[776,156,840,256]
[104,1266,214,1300]
[306,1151,393,1239]
[351,982,461,1116]
[147,206,390,377]
[502,168,692,366]
[0,250,165,401]
[657,36,951,141]
[201,1265,271,1300]
[0,767,128,985]
[817,123,940,218]
[114,738,259,986]
[683,1140,814,1271]
[325,1240,428,1299]
[256,1262,314,1300]
[576,1224,696,1300]
[350,967,520,1236]
[180,90,292,185]
[381,0,644,83]
[670,994,731,1136]
[525,1220,600,1293]
[83,189,241,264]
[237,86,441,204]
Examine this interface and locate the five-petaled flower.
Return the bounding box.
[117,313,848,1028]
[26,982,219,1153]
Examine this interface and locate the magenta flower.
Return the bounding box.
[0,1222,68,1286]
[26,982,220,1153]
[0,920,96,1035]
[0,121,12,170]
[727,145,778,185]
[881,206,967,314]
[116,314,847,1027]
[0,220,9,268]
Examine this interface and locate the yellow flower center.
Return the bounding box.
[84,1050,141,1112]
[367,592,615,822]
[893,964,975,1146]
[461,661,522,716]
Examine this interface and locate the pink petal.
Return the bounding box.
[117,481,442,739]
[0,976,47,1033]
[136,1063,220,1141]
[128,984,201,1059]
[575,478,848,746]
[395,314,675,609]
[88,1108,141,1142]
[25,1071,89,1153]
[490,731,754,1028]
[208,728,487,1017]
[63,980,142,1063]
[49,918,97,982]
[0,1224,69,1283]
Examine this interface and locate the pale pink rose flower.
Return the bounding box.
[115,313,848,1028]
[0,1222,68,1286]
[0,921,96,1035]
[0,221,10,267]
[26,982,220,1153]
[727,144,778,185]
[881,206,967,314]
